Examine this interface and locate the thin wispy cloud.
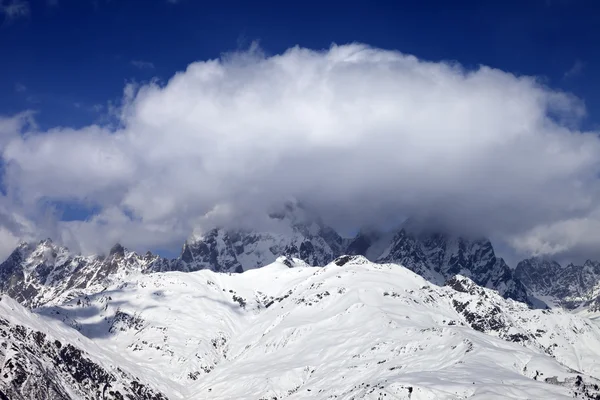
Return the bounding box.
[131,60,155,70]
[0,0,30,21]
[14,83,26,93]
[564,59,585,79]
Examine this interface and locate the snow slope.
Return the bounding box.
[0,295,169,399]
[37,256,600,399]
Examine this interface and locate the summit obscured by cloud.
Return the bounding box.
[0,43,599,262]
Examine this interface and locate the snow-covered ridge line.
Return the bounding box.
[30,255,600,399]
[5,203,600,328]
[0,210,529,309]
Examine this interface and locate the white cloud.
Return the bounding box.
[0,111,35,148]
[509,207,600,263]
[0,0,30,20]
[1,43,600,261]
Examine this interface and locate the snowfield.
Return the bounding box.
[0,295,169,399]
[27,256,600,399]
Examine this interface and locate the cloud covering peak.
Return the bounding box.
[1,43,599,261]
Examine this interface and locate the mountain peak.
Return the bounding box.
[178,207,344,273]
[39,237,54,245]
[373,227,529,303]
[109,243,126,258]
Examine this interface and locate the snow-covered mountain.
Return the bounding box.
[347,227,529,303]
[0,295,167,399]
[8,204,600,398]
[171,205,346,273]
[32,256,600,399]
[0,204,348,308]
[0,207,532,310]
[0,240,170,308]
[2,232,600,399]
[516,257,600,311]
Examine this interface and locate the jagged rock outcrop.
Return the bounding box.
[0,207,530,307]
[352,228,529,303]
[516,257,600,310]
[0,240,169,307]
[171,204,346,273]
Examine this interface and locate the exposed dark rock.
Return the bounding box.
[378,229,529,304]
[0,311,167,400]
[516,257,600,310]
[0,209,531,309]
[109,244,126,258]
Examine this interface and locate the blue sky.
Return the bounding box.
[1,0,600,262]
[2,0,599,130]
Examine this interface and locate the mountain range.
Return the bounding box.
[0,205,531,308]
[2,205,600,398]
[516,257,600,312]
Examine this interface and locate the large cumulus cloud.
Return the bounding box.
[1,43,600,261]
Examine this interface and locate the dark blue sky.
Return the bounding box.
[2,0,600,131]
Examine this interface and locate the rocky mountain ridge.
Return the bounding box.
[0,240,170,308]
[0,203,534,309]
[7,215,600,316]
[347,228,529,303]
[516,257,600,311]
